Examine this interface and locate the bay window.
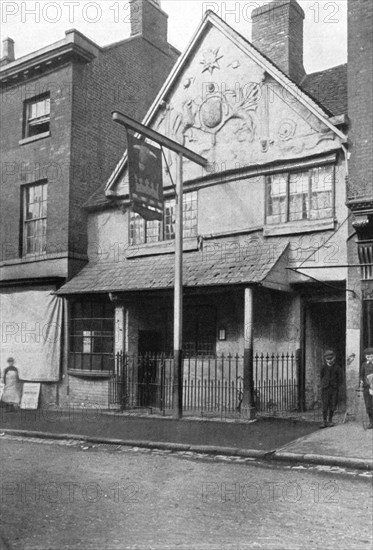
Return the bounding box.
[130,191,197,245]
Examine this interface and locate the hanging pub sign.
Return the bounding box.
[127,132,163,221]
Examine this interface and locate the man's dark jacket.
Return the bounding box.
[321,361,342,390]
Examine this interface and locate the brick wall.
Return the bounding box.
[251,0,305,84]
[346,0,373,409]
[68,36,178,265]
[347,0,373,200]
[0,66,73,262]
[62,376,110,408]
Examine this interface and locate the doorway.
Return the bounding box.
[138,330,162,407]
[304,301,346,410]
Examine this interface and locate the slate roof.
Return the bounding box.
[57,235,288,295]
[84,182,113,211]
[301,64,348,117]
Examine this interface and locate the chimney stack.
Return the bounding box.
[2,37,15,64]
[251,0,305,84]
[130,0,168,51]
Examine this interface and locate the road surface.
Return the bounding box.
[0,436,372,550]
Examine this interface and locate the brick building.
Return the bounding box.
[0,0,179,403]
[58,0,356,415]
[346,0,373,377]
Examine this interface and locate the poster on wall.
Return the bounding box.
[20,383,41,410]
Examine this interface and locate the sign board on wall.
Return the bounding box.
[127,133,163,221]
[20,383,41,410]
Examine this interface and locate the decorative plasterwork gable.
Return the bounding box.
[106,11,347,198]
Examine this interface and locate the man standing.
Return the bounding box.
[360,348,373,429]
[320,350,342,429]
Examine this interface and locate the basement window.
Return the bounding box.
[24,94,50,138]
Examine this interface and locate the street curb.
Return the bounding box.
[1,429,372,470]
[0,429,268,459]
[272,451,373,471]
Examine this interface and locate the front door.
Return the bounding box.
[138,331,162,407]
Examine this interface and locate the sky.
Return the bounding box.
[1,1,347,74]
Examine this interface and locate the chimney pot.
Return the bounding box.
[2,37,15,63]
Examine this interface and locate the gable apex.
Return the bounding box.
[105,10,347,196]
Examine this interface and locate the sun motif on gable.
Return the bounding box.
[200,48,223,74]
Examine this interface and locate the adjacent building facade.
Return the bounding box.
[58,1,355,415]
[346,0,373,385]
[0,0,179,403]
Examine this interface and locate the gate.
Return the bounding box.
[254,352,299,413]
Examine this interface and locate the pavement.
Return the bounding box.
[0,407,372,470]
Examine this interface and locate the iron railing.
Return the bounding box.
[109,351,299,414]
[254,352,298,412]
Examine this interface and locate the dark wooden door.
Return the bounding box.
[138,331,162,407]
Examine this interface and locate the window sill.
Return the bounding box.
[127,237,199,258]
[264,218,336,237]
[19,131,51,145]
[67,369,112,379]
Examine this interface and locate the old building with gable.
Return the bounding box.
[57,0,356,416]
[0,0,179,404]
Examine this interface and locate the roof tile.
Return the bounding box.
[57,234,288,295]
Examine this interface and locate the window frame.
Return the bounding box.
[129,191,198,246]
[265,164,335,226]
[183,305,217,357]
[22,181,48,257]
[23,93,51,139]
[68,300,115,374]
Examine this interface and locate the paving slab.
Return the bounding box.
[273,421,373,469]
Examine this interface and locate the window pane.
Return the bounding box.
[184,306,216,357]
[183,192,197,237]
[81,302,92,318]
[146,219,162,243]
[129,192,197,243]
[130,212,145,245]
[40,199,47,218]
[23,184,47,255]
[25,95,50,137]
[83,331,94,353]
[70,336,82,352]
[26,237,34,255]
[69,301,114,370]
[310,166,333,219]
[164,200,175,241]
[25,221,35,238]
[29,102,37,120]
[289,172,309,221]
[266,174,287,224]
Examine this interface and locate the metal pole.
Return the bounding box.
[243,287,256,419]
[173,152,183,418]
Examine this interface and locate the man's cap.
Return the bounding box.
[6,357,14,362]
[324,350,336,358]
[364,348,373,356]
